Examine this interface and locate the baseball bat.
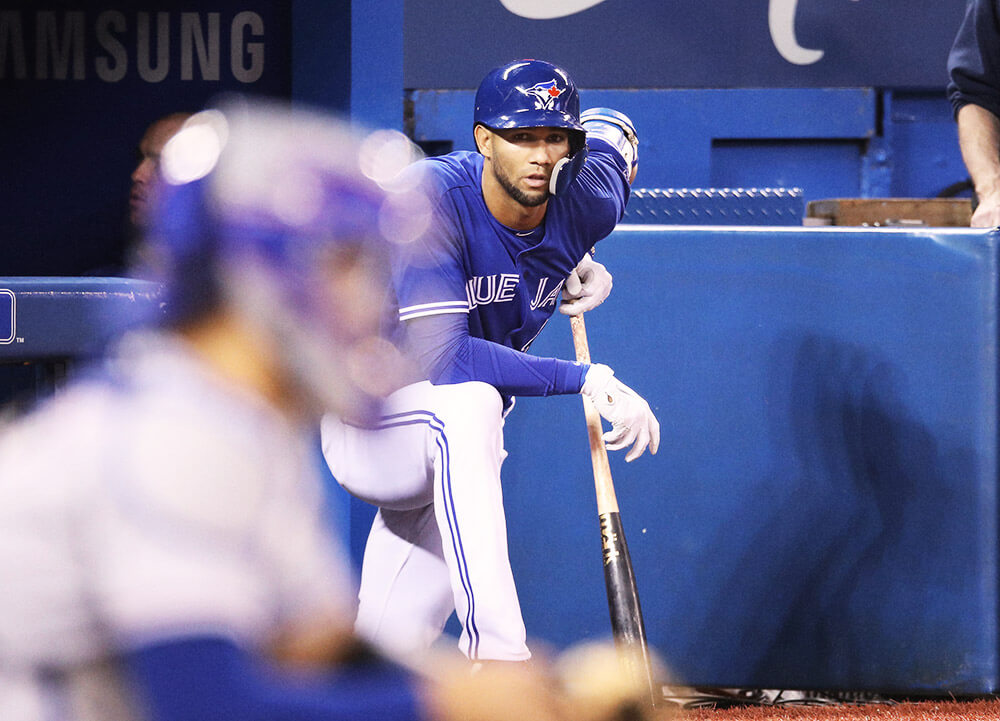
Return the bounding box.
[571,313,660,709]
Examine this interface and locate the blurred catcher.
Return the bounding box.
[0,98,653,721]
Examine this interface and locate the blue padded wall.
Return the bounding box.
[500,226,999,694]
[0,278,161,361]
[0,278,162,409]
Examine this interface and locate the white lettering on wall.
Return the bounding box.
[231,10,264,83]
[136,12,169,82]
[95,11,128,82]
[498,0,604,20]
[768,0,823,65]
[499,0,859,68]
[181,12,220,81]
[0,10,266,82]
[36,11,85,80]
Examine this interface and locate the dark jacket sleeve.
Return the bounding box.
[948,0,1000,118]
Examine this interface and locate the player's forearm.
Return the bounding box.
[958,103,1000,201]
[405,314,587,397]
[440,335,587,396]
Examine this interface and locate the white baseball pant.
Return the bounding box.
[321,380,530,662]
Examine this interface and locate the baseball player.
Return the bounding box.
[322,59,660,663]
[0,100,578,721]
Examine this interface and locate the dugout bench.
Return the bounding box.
[0,278,161,409]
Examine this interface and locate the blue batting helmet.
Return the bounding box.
[474,59,586,153]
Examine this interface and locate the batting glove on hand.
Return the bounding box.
[581,363,660,462]
[560,254,613,316]
[581,107,638,183]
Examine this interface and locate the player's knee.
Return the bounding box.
[432,381,503,432]
[321,410,435,511]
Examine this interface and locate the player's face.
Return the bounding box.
[130,115,189,228]
[487,127,571,207]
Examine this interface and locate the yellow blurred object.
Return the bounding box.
[557,641,676,721]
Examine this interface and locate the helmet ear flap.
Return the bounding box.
[549,144,589,196]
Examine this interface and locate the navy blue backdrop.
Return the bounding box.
[0,0,970,276]
[404,0,965,89]
[0,2,292,276]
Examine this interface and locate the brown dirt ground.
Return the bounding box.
[679,698,1000,721]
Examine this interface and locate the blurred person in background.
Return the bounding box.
[101,111,194,276]
[948,0,1000,227]
[128,111,192,231]
[0,98,605,721]
[79,112,191,276]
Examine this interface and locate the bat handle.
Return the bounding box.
[571,314,619,514]
[570,313,592,364]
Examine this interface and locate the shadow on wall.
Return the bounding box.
[687,333,982,690]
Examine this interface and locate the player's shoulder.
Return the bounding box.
[415,151,483,197]
[583,136,629,175]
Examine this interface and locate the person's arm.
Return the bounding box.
[404,311,587,397]
[948,0,1000,226]
[958,103,1000,227]
[557,109,638,315]
[404,313,659,461]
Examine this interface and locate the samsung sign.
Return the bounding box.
[0,10,266,83]
[0,2,291,277]
[404,0,967,89]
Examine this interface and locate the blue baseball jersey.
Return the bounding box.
[393,137,630,399]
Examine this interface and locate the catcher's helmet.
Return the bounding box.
[142,97,427,421]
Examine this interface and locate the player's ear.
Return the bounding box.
[473,124,492,157]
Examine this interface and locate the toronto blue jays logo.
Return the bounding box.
[521,80,565,110]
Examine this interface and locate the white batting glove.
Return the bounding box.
[581,107,638,182]
[581,363,660,462]
[559,254,613,316]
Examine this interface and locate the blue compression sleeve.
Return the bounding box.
[125,636,425,721]
[404,313,588,397]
